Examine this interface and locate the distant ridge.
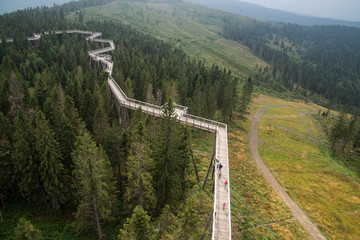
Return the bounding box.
[187,0,360,28]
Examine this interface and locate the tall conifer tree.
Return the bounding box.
[125,121,156,212]
[118,205,156,240]
[152,98,182,208]
[72,131,117,239]
[12,108,37,200]
[34,110,67,210]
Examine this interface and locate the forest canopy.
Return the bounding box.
[0,1,238,239]
[222,16,360,111]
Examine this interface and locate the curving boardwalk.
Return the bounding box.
[3,30,232,240]
[249,106,326,240]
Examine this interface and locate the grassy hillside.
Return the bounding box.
[69,1,268,80]
[256,95,360,239]
[228,115,310,239]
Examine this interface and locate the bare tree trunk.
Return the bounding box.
[0,209,3,223]
[189,143,200,183]
[203,153,215,190]
[94,204,103,239]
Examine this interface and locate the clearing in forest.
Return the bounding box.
[253,95,360,239]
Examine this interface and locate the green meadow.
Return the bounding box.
[257,95,360,239]
[227,113,310,239]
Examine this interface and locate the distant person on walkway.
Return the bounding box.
[223,202,226,210]
[219,163,223,171]
[225,180,228,190]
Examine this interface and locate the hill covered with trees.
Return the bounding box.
[188,0,360,28]
[0,1,243,239]
[222,16,360,111]
[79,0,360,112]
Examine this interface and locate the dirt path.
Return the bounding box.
[249,105,327,240]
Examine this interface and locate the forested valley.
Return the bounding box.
[222,16,360,112]
[2,0,360,239]
[0,2,243,239]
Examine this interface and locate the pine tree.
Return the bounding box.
[72,131,117,239]
[125,121,156,212]
[14,218,42,240]
[34,110,67,210]
[118,205,156,240]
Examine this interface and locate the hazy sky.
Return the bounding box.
[240,0,360,21]
[0,0,73,14]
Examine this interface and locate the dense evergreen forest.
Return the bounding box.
[222,16,360,111]
[0,1,244,239]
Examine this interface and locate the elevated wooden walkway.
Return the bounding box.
[3,30,232,240]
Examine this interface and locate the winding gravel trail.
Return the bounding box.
[249,105,326,240]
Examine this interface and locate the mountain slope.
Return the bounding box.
[187,0,360,28]
[71,1,268,79]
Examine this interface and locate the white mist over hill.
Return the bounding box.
[0,0,74,15]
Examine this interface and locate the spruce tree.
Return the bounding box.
[80,89,95,131]
[34,110,67,210]
[176,125,191,199]
[104,122,128,187]
[152,98,182,208]
[125,121,156,212]
[72,131,117,239]
[93,106,110,146]
[158,205,177,238]
[57,96,85,169]
[12,108,37,200]
[192,79,205,116]
[118,205,156,240]
[0,112,12,196]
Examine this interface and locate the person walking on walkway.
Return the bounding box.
[225,180,228,191]
[219,163,223,171]
[223,202,226,210]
